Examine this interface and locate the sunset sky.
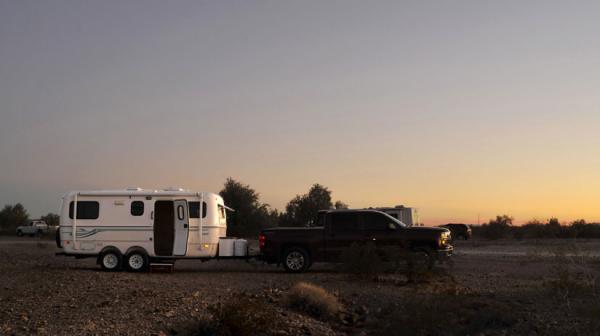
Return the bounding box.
[1,1,599,224]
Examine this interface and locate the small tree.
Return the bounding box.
[481,215,513,240]
[546,217,562,237]
[41,213,60,227]
[0,204,29,233]
[334,200,349,209]
[219,178,278,237]
[280,184,335,227]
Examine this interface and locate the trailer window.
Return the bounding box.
[130,201,144,216]
[69,201,99,219]
[218,205,226,220]
[177,205,185,220]
[189,202,207,219]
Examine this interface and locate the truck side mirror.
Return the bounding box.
[388,223,396,230]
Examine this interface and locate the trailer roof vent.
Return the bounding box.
[163,186,185,191]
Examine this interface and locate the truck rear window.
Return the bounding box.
[362,212,391,231]
[331,213,360,232]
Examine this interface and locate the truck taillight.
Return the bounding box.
[259,234,266,249]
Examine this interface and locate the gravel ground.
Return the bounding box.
[1,237,600,335]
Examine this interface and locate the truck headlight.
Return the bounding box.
[439,232,451,247]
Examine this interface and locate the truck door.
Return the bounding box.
[324,212,361,262]
[173,200,189,256]
[361,212,404,257]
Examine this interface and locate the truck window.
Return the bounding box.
[69,201,100,219]
[331,212,360,233]
[362,212,392,231]
[189,202,207,219]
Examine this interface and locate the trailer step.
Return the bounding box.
[149,263,174,273]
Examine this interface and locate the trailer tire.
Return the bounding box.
[55,229,62,248]
[125,250,149,272]
[282,247,310,273]
[99,248,123,271]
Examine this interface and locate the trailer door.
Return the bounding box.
[173,199,189,256]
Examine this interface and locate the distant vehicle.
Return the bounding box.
[372,205,419,227]
[55,188,245,272]
[16,220,49,237]
[439,224,472,240]
[259,209,453,273]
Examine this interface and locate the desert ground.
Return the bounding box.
[1,237,600,336]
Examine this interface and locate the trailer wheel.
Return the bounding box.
[55,229,62,248]
[282,247,310,273]
[99,249,123,271]
[125,250,149,272]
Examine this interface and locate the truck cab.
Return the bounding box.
[259,209,452,272]
[17,220,49,237]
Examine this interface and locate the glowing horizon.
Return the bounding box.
[1,1,599,225]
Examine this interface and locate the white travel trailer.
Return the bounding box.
[373,205,419,227]
[56,188,239,271]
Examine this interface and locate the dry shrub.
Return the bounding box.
[340,242,385,276]
[547,244,598,309]
[285,282,341,320]
[194,295,281,336]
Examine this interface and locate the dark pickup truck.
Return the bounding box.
[259,209,453,272]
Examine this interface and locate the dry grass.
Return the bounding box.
[285,282,342,320]
[194,295,281,336]
[339,242,385,276]
[373,294,518,336]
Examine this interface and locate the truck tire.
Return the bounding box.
[17,230,23,237]
[99,249,123,271]
[125,250,149,272]
[282,247,310,273]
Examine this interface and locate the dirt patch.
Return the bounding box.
[2,240,600,335]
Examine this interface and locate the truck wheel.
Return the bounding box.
[282,247,310,273]
[17,230,23,237]
[125,250,149,272]
[99,249,123,271]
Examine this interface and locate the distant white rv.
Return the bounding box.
[373,205,419,227]
[56,188,234,271]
